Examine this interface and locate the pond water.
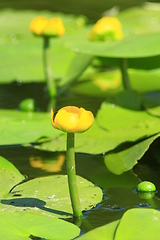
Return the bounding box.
[1,82,160,235]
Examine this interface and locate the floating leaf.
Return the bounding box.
[70,69,123,97]
[36,103,160,155]
[1,175,103,218]
[0,156,25,197]
[66,5,160,69]
[115,208,160,240]
[106,89,142,110]
[0,212,80,240]
[78,208,160,240]
[0,110,61,145]
[96,102,160,134]
[78,220,119,240]
[68,32,160,58]
[104,134,160,175]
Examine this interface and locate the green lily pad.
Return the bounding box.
[36,103,160,155]
[0,211,80,240]
[0,110,61,145]
[78,220,119,240]
[0,156,25,197]
[1,175,103,218]
[117,4,160,36]
[66,5,160,58]
[115,208,160,240]
[104,134,160,175]
[70,69,123,97]
[78,208,160,240]
[129,68,160,92]
[69,66,160,97]
[68,32,160,58]
[96,102,160,133]
[35,100,160,173]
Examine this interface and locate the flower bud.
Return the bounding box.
[88,17,123,42]
[51,106,94,133]
[30,16,65,37]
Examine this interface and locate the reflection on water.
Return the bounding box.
[29,153,65,172]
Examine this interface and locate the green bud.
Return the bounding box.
[137,181,156,192]
[19,98,35,112]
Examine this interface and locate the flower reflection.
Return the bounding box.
[29,153,65,173]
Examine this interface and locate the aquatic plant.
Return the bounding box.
[51,106,94,219]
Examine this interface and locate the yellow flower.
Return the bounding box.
[88,17,123,42]
[29,16,65,37]
[51,106,94,133]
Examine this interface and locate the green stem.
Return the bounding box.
[120,58,131,90]
[66,132,82,220]
[43,36,57,98]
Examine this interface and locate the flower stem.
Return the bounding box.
[66,132,82,220]
[43,36,57,98]
[120,58,131,90]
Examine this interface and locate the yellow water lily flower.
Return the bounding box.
[29,16,65,37]
[88,16,123,41]
[51,106,94,133]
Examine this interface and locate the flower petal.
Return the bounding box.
[51,106,94,133]
[29,16,48,35]
[61,106,81,115]
[54,109,79,133]
[75,108,94,133]
[43,18,65,37]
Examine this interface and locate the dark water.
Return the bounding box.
[0,0,160,22]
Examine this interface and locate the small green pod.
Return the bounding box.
[19,98,35,112]
[137,181,156,192]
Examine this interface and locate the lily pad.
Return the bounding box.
[1,175,103,218]
[0,110,61,145]
[68,32,160,58]
[0,156,25,197]
[96,102,160,134]
[104,134,160,175]
[70,69,123,97]
[0,211,80,240]
[67,4,160,60]
[70,68,160,97]
[78,220,119,240]
[115,208,160,240]
[78,208,160,240]
[36,105,160,155]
